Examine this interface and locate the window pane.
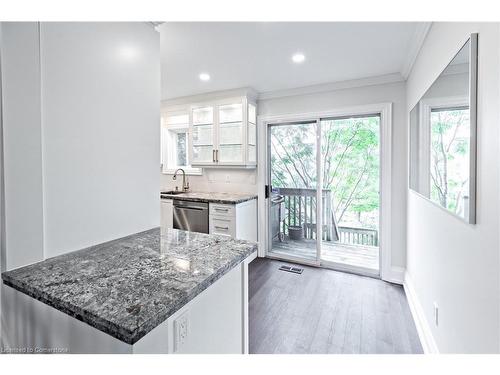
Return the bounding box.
[176,132,187,166]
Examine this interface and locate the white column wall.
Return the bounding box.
[40,23,160,257]
[0,22,44,270]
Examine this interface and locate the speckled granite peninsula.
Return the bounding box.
[1,228,257,346]
[160,191,257,204]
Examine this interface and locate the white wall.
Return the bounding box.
[0,22,160,265]
[0,23,44,269]
[40,23,160,257]
[258,81,408,271]
[406,23,500,353]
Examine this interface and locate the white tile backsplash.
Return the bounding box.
[161,168,257,194]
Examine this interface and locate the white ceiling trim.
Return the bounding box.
[257,73,405,101]
[400,22,433,79]
[162,87,258,109]
[147,21,164,31]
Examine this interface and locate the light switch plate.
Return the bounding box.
[174,311,189,352]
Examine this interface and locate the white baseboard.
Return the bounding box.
[403,271,439,354]
[384,266,405,284]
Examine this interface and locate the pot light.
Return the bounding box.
[292,53,306,63]
[118,45,139,61]
[199,73,210,81]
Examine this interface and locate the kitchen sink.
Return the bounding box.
[161,190,185,195]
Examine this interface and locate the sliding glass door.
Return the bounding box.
[320,115,380,275]
[267,121,320,264]
[267,115,381,276]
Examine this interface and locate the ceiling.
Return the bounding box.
[159,22,428,101]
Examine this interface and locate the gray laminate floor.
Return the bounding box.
[248,258,423,354]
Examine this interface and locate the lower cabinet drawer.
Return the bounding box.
[209,216,236,238]
[209,203,235,217]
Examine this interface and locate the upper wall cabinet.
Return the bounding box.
[190,96,257,168]
[191,106,215,164]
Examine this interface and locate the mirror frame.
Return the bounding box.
[409,33,478,224]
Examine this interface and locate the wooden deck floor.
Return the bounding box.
[270,238,379,272]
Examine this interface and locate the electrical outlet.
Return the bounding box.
[225,174,230,183]
[174,311,189,352]
[433,302,439,327]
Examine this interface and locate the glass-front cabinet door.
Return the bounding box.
[191,106,214,164]
[217,103,244,164]
[247,103,257,164]
[189,95,257,168]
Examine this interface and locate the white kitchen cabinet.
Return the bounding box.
[191,106,215,165]
[209,200,257,242]
[160,199,173,229]
[209,216,236,237]
[189,96,257,168]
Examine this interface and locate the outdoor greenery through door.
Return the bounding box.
[269,115,380,272]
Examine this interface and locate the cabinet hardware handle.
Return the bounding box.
[216,149,219,162]
[215,208,228,212]
[215,225,229,230]
[212,149,215,163]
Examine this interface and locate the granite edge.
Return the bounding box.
[1,237,257,345]
[159,194,257,205]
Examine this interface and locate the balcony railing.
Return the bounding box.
[337,226,378,247]
[275,187,378,247]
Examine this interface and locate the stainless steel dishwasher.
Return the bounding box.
[173,200,209,234]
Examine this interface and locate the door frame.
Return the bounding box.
[257,103,393,281]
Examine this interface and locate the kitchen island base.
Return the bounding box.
[1,252,256,354]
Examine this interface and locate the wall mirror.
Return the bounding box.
[409,34,478,223]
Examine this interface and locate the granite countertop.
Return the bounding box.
[160,191,257,204]
[1,228,257,345]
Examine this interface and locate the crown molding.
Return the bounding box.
[161,87,258,109]
[400,22,433,79]
[257,73,405,101]
[147,21,164,31]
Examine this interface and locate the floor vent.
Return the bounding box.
[279,265,304,274]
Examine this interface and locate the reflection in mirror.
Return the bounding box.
[409,34,477,223]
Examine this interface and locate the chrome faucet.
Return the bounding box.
[173,168,189,192]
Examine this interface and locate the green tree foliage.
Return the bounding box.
[271,117,380,229]
[430,108,470,214]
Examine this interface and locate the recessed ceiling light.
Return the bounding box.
[292,53,306,63]
[199,73,210,81]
